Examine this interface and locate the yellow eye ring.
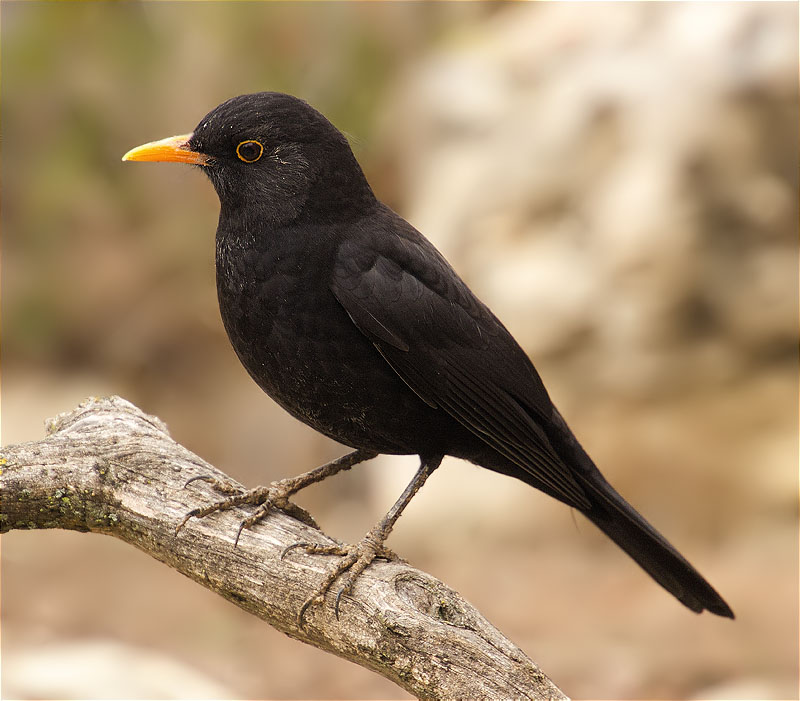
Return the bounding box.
[236,140,264,163]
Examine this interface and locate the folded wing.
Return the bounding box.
[330,223,591,511]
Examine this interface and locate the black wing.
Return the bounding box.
[330,213,591,511]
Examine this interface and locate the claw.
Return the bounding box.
[234,520,248,547]
[175,511,196,534]
[334,586,347,620]
[281,542,310,561]
[183,475,215,489]
[284,542,377,626]
[175,481,262,539]
[298,593,323,626]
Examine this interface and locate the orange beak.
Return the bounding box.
[122,133,209,165]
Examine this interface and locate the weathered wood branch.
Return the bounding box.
[0,396,567,700]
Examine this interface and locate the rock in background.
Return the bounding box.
[380,1,797,401]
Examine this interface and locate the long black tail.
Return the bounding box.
[580,473,734,618]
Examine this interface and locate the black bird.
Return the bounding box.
[123,92,733,620]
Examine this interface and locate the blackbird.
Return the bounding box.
[123,91,733,620]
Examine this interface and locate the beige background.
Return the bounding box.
[3,2,797,699]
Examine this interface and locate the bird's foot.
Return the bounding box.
[282,532,399,625]
[280,455,441,626]
[175,474,319,543]
[175,450,377,545]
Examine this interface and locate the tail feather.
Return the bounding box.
[581,475,734,618]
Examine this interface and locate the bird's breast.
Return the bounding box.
[216,231,336,389]
[213,228,430,452]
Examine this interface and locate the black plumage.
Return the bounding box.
[123,92,733,620]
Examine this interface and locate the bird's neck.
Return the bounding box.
[218,194,301,232]
[302,147,378,223]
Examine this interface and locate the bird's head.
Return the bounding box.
[123,92,373,226]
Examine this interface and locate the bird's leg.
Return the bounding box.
[285,454,443,625]
[176,448,378,539]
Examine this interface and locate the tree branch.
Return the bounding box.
[0,396,567,700]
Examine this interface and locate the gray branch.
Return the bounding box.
[0,396,567,700]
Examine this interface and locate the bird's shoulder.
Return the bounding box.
[331,204,503,352]
[330,204,556,413]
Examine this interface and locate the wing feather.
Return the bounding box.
[331,225,590,510]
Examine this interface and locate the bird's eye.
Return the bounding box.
[236,140,263,163]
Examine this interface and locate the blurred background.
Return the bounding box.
[2,2,797,699]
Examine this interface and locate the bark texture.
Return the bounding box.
[0,396,567,701]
